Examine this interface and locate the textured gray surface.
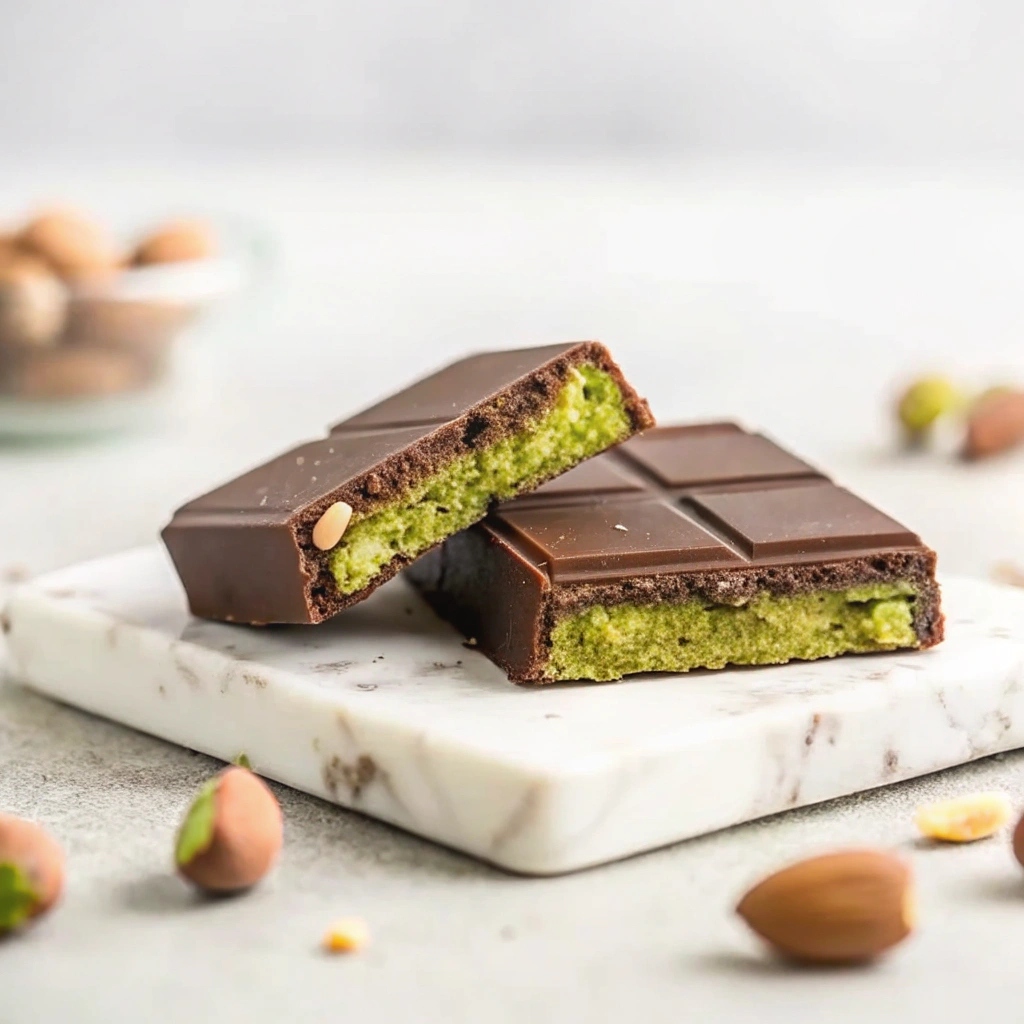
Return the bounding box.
[3,672,1024,1023]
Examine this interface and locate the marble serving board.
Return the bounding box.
[5,547,1024,875]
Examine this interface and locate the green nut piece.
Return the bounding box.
[174,777,218,868]
[0,862,38,932]
[897,376,963,434]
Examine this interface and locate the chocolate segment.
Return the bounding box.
[162,341,654,624]
[407,424,944,682]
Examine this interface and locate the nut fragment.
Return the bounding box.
[0,256,68,349]
[0,814,65,935]
[312,501,354,551]
[19,208,121,281]
[175,765,283,894]
[323,917,370,954]
[963,389,1024,460]
[896,376,963,436]
[736,849,914,964]
[133,219,217,265]
[915,791,1012,842]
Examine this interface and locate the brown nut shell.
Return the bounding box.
[175,766,283,894]
[0,234,22,266]
[0,814,65,933]
[964,390,1024,460]
[134,220,216,265]
[736,849,914,964]
[0,256,68,349]
[1012,809,1024,869]
[19,208,121,281]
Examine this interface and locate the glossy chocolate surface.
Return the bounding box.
[407,423,943,681]
[492,423,919,582]
[162,341,654,624]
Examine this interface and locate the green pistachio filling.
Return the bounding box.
[0,861,38,932]
[547,583,918,682]
[330,364,632,595]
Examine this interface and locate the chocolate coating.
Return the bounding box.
[407,423,944,682]
[162,342,654,624]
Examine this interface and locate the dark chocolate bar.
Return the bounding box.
[162,341,654,624]
[407,423,944,682]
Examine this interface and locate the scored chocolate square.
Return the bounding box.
[407,423,944,683]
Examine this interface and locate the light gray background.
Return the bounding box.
[1,0,1022,155]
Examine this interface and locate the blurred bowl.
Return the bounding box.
[0,216,267,438]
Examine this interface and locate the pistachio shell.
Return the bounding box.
[0,814,65,934]
[175,766,282,894]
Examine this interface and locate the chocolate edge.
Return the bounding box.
[296,341,653,622]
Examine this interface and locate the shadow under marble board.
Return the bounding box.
[4,547,1024,875]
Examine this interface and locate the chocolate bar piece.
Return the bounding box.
[162,342,654,624]
[407,423,944,682]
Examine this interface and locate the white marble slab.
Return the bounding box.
[4,546,1024,875]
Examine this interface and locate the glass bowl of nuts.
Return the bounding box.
[0,207,254,437]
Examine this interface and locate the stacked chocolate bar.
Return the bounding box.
[164,342,943,683]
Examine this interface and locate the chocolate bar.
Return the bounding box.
[407,423,944,682]
[162,342,654,624]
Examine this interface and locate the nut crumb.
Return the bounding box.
[296,456,305,466]
[613,524,628,532]
[915,791,1012,842]
[312,501,353,551]
[259,496,267,507]
[323,917,370,954]
[992,562,1024,588]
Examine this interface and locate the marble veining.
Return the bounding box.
[5,546,1024,875]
